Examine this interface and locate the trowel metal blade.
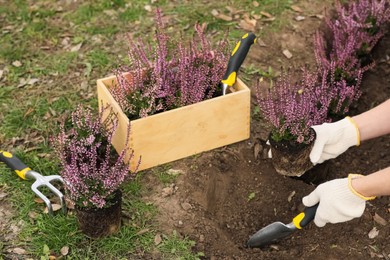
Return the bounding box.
[247,221,297,248]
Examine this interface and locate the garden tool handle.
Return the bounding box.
[0,151,31,180]
[221,32,257,87]
[292,203,319,229]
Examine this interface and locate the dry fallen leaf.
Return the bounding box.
[70,43,82,52]
[154,234,162,245]
[243,13,257,27]
[103,9,117,16]
[239,19,256,32]
[260,11,274,19]
[211,9,219,17]
[218,13,233,21]
[291,5,303,13]
[144,5,152,12]
[0,192,8,200]
[283,49,293,59]
[373,213,387,226]
[28,78,39,85]
[34,197,45,204]
[28,211,39,219]
[18,78,27,88]
[295,16,305,21]
[368,227,379,239]
[262,17,276,22]
[225,6,237,14]
[252,14,261,20]
[12,60,22,67]
[211,9,233,21]
[13,248,26,254]
[44,204,62,214]
[60,246,69,256]
[136,228,150,236]
[252,1,259,7]
[65,197,75,210]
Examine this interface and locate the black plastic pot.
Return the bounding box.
[75,190,122,239]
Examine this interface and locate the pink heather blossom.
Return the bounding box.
[52,104,140,209]
[256,68,329,144]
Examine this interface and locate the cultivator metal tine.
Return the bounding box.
[27,171,67,215]
[31,181,54,215]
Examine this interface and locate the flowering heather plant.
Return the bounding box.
[314,0,389,81]
[318,62,363,117]
[256,68,329,144]
[52,105,138,209]
[313,0,389,119]
[111,9,229,119]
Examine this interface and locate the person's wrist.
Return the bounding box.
[349,174,376,200]
[345,117,361,146]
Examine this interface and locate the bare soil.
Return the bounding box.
[141,5,390,260]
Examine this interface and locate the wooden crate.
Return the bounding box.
[97,74,250,171]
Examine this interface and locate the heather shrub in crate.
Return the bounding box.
[111,9,229,120]
[97,9,253,171]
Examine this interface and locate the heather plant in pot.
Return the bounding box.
[111,9,229,120]
[256,68,328,177]
[314,0,390,119]
[52,105,139,238]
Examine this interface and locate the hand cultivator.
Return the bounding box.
[0,151,67,215]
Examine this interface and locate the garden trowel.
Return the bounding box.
[221,32,257,95]
[247,204,318,248]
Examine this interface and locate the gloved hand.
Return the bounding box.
[310,117,360,165]
[302,174,376,227]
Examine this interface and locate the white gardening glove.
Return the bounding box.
[310,117,360,165]
[302,174,376,227]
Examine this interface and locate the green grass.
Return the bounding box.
[0,0,296,258]
[158,230,204,260]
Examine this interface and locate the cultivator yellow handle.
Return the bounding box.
[0,151,30,180]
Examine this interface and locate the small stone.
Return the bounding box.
[368,227,379,239]
[282,49,293,59]
[181,202,192,211]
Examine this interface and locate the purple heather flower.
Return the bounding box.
[51,104,139,209]
[256,68,328,144]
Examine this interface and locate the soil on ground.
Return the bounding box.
[141,4,390,260]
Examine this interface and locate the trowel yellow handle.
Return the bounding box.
[0,151,31,180]
[221,32,257,87]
